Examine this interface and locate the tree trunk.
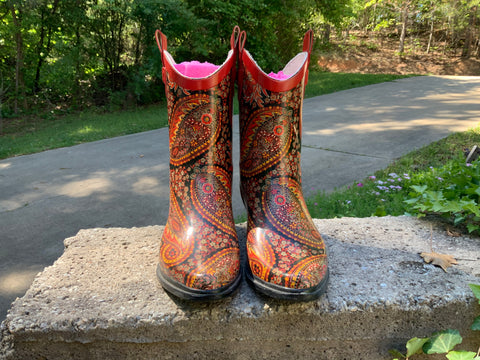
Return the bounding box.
[33,0,60,94]
[462,6,477,58]
[426,18,434,54]
[0,72,5,135]
[33,8,47,94]
[322,24,331,44]
[398,3,408,54]
[9,4,27,113]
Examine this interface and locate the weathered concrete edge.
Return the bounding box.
[2,303,479,360]
[1,216,480,359]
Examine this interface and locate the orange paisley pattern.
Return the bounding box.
[239,68,328,290]
[158,71,240,292]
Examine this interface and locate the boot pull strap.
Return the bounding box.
[155,30,167,59]
[155,29,168,82]
[238,29,247,54]
[302,29,314,87]
[302,29,314,55]
[230,25,241,50]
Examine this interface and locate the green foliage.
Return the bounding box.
[446,351,479,360]
[390,284,480,359]
[307,171,411,220]
[2,0,479,117]
[405,156,480,234]
[406,337,431,357]
[1,0,358,115]
[423,330,463,354]
[470,284,480,303]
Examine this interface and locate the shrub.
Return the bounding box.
[405,155,480,234]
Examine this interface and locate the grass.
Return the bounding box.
[0,71,410,160]
[0,105,168,159]
[306,126,480,223]
[304,72,414,98]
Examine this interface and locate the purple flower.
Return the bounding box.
[389,173,399,178]
[314,202,318,206]
[369,176,376,180]
[467,163,473,167]
[357,182,363,187]
[437,177,443,181]
[403,173,411,179]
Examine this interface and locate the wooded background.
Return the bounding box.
[1,0,479,118]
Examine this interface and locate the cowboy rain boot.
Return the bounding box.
[155,27,241,300]
[238,30,329,300]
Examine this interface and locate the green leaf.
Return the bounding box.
[406,337,429,357]
[472,315,480,331]
[404,197,419,204]
[426,190,446,204]
[431,200,446,212]
[446,200,467,213]
[469,284,480,302]
[463,202,480,217]
[411,185,428,194]
[446,351,477,360]
[388,349,405,358]
[423,329,463,354]
[467,223,480,233]
[374,206,387,217]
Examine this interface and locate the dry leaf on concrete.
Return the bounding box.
[420,252,458,272]
[446,227,461,237]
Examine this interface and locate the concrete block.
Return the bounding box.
[1,216,479,359]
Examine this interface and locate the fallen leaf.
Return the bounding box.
[420,252,458,272]
[446,227,461,237]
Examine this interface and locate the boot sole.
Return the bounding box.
[245,266,329,301]
[157,264,242,301]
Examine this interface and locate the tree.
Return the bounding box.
[462,2,479,58]
[5,0,27,113]
[32,0,60,94]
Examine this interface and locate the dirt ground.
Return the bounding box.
[317,33,480,76]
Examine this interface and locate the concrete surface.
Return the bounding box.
[1,75,480,323]
[1,216,479,359]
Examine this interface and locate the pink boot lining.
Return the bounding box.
[174,61,290,80]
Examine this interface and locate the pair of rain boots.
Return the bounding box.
[155,27,328,301]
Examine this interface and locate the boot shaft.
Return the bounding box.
[238,30,314,203]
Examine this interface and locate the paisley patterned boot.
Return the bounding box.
[238,30,329,300]
[155,28,241,300]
